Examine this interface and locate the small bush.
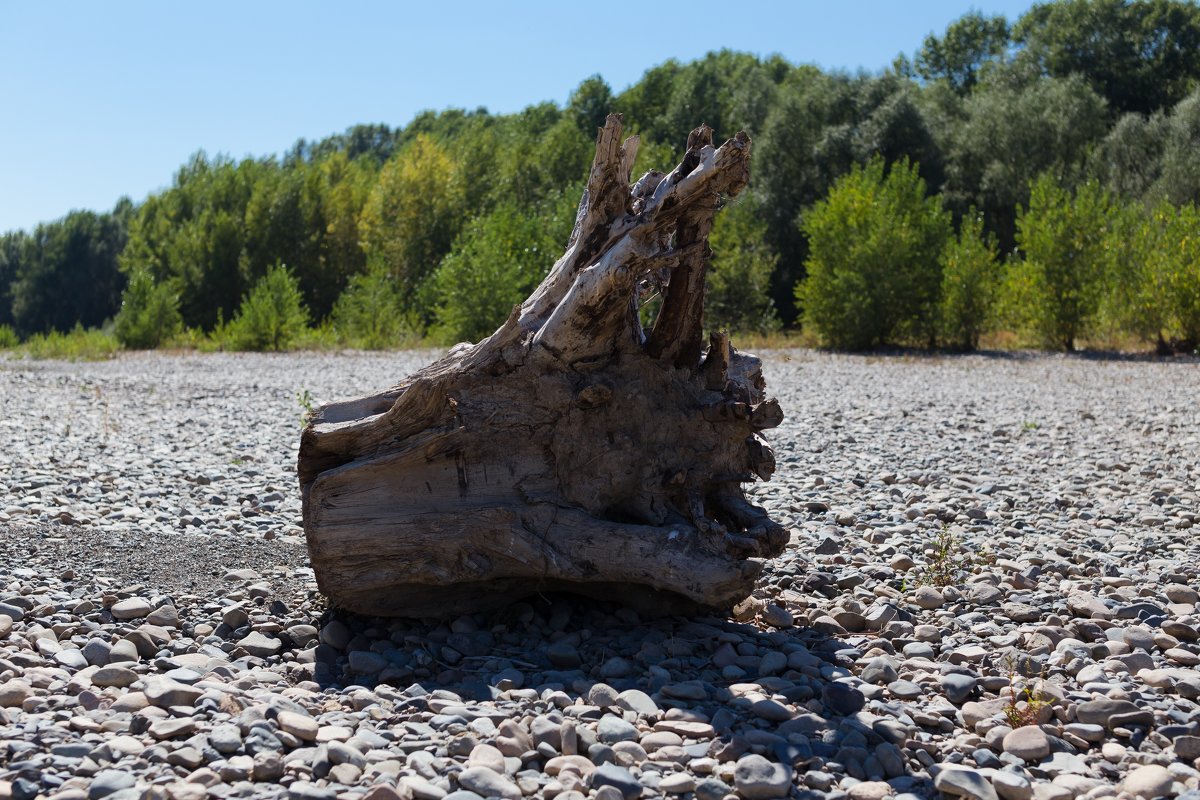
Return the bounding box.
[0,325,18,349]
[1159,202,1200,349]
[797,157,951,349]
[114,270,183,349]
[21,324,119,361]
[1010,174,1113,350]
[227,263,310,351]
[939,212,998,350]
[427,195,575,344]
[331,262,409,349]
[706,195,781,335]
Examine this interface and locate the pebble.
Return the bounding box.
[109,597,152,620]
[1121,765,1174,799]
[935,767,999,800]
[733,754,792,799]
[1,352,1198,800]
[456,767,521,800]
[1003,726,1051,762]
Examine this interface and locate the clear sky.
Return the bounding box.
[1,1,1036,234]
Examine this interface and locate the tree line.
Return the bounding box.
[2,0,1199,353]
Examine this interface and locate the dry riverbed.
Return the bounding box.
[0,350,1198,800]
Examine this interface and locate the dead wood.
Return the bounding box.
[298,115,786,617]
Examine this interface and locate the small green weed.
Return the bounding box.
[296,389,315,428]
[913,527,994,588]
[1002,656,1051,728]
[1021,419,1041,431]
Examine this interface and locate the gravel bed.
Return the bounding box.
[1,349,1198,800]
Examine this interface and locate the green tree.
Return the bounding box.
[797,158,951,349]
[228,263,309,351]
[939,212,998,350]
[359,135,466,303]
[1153,89,1200,205]
[706,196,780,335]
[119,153,264,329]
[1102,199,1169,343]
[1010,174,1114,350]
[331,261,408,349]
[916,11,1011,95]
[9,205,130,336]
[0,231,26,329]
[942,74,1108,252]
[567,75,615,135]
[1013,0,1200,116]
[1162,203,1200,347]
[427,194,576,343]
[1094,111,1168,198]
[1128,201,1200,348]
[114,269,182,348]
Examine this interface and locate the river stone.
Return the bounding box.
[210,723,243,753]
[942,673,978,704]
[822,682,866,716]
[142,676,203,708]
[1075,698,1143,728]
[1121,765,1173,799]
[615,689,659,718]
[660,774,697,794]
[239,631,282,658]
[89,769,137,799]
[934,767,999,800]
[146,604,180,627]
[733,754,792,799]
[597,715,639,743]
[1066,593,1109,619]
[913,586,945,609]
[992,771,1033,800]
[1002,727,1050,761]
[110,597,152,620]
[0,680,32,707]
[456,767,521,800]
[591,763,642,800]
[862,657,899,684]
[1175,735,1200,761]
[91,666,138,688]
[847,782,893,800]
[277,710,319,741]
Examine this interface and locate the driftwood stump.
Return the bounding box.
[298,115,787,617]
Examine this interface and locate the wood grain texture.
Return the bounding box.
[299,115,786,617]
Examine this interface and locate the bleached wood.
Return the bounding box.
[299,114,785,617]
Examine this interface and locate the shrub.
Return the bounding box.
[706,195,781,335]
[114,270,183,349]
[331,262,409,349]
[20,324,119,361]
[427,194,576,344]
[797,157,951,349]
[1100,199,1169,345]
[227,263,310,351]
[0,324,17,349]
[939,212,998,350]
[1157,202,1200,349]
[1010,174,1113,350]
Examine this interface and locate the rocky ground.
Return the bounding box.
[1,349,1198,800]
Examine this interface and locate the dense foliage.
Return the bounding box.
[3,0,1200,353]
[799,159,950,349]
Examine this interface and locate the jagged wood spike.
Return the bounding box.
[298,116,784,617]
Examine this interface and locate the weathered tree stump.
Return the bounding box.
[298,115,787,617]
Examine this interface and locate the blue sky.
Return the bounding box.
[1,1,1035,233]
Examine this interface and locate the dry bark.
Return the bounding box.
[298,115,786,617]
